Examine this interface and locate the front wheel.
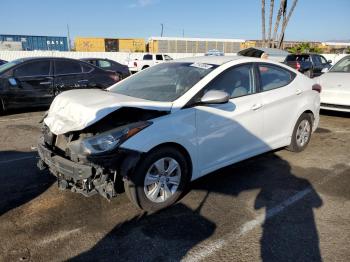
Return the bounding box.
[124,146,190,211]
[287,113,313,152]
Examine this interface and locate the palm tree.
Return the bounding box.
[271,0,287,48]
[267,0,275,47]
[262,0,266,46]
[277,0,299,48]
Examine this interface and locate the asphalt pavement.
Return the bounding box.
[0,109,349,262]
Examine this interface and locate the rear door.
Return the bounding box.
[312,55,323,76]
[257,63,299,148]
[10,59,53,107]
[54,59,91,94]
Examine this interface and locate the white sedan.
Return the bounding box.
[38,56,320,211]
[318,55,350,112]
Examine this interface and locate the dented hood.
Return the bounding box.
[44,89,172,135]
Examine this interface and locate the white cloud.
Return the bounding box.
[129,0,157,8]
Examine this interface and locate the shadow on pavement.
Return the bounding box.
[71,152,324,262]
[0,151,55,216]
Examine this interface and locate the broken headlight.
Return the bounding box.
[71,121,152,155]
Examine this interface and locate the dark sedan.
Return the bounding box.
[81,58,130,79]
[0,59,7,66]
[0,57,119,112]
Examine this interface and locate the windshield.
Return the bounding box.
[329,56,350,72]
[0,58,25,75]
[109,62,217,102]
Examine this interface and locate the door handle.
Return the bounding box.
[39,81,52,85]
[251,103,263,110]
[78,79,88,83]
[296,89,303,95]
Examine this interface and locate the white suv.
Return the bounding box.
[38,56,320,211]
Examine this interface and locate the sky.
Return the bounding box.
[1,0,349,42]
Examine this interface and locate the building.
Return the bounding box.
[0,34,68,51]
[148,37,245,53]
[75,37,145,52]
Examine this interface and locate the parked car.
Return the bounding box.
[128,53,173,73]
[37,56,320,211]
[284,54,332,78]
[0,57,119,112]
[0,59,7,66]
[317,55,350,112]
[238,47,290,62]
[81,58,130,79]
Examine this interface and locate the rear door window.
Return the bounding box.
[55,60,82,75]
[156,55,163,61]
[98,60,112,68]
[258,64,295,91]
[14,61,51,77]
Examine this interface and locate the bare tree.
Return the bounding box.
[262,0,266,46]
[271,0,286,47]
[267,0,275,47]
[278,0,299,48]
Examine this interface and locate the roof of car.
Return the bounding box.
[174,55,246,65]
[13,57,81,62]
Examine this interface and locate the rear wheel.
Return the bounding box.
[287,113,313,152]
[124,146,190,211]
[141,65,149,70]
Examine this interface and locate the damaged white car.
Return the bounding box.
[38,56,320,211]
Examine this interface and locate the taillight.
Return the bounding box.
[134,61,137,67]
[296,62,301,70]
[110,74,120,82]
[312,84,322,93]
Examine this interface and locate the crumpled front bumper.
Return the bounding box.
[37,142,94,180]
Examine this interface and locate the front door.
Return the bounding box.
[9,60,53,107]
[195,63,265,176]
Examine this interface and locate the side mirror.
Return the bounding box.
[321,68,329,73]
[327,60,332,64]
[200,90,230,104]
[8,77,18,87]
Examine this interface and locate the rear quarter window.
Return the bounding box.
[258,64,296,91]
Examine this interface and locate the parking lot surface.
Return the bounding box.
[0,110,349,262]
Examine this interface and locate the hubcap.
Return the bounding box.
[296,119,311,147]
[144,157,181,203]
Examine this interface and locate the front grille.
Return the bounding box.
[321,103,350,110]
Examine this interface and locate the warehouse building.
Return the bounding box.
[75,37,145,52]
[148,37,245,53]
[0,34,68,51]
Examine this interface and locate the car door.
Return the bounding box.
[54,59,90,94]
[257,63,298,148]
[312,55,323,76]
[195,63,265,175]
[9,59,53,107]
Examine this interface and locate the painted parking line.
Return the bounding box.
[0,116,42,123]
[0,156,36,165]
[183,165,349,262]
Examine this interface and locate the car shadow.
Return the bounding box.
[0,151,55,216]
[71,151,324,262]
[1,106,48,116]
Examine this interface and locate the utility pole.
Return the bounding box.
[67,24,71,51]
[182,29,185,37]
[160,23,164,37]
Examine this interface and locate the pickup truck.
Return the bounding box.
[128,53,173,73]
[284,54,332,78]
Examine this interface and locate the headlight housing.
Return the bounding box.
[70,121,152,155]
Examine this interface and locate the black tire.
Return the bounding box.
[124,146,191,211]
[141,66,149,70]
[287,113,313,152]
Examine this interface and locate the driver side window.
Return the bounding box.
[204,64,255,98]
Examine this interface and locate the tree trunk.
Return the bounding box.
[267,0,275,47]
[271,0,286,48]
[262,0,266,46]
[278,0,298,48]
